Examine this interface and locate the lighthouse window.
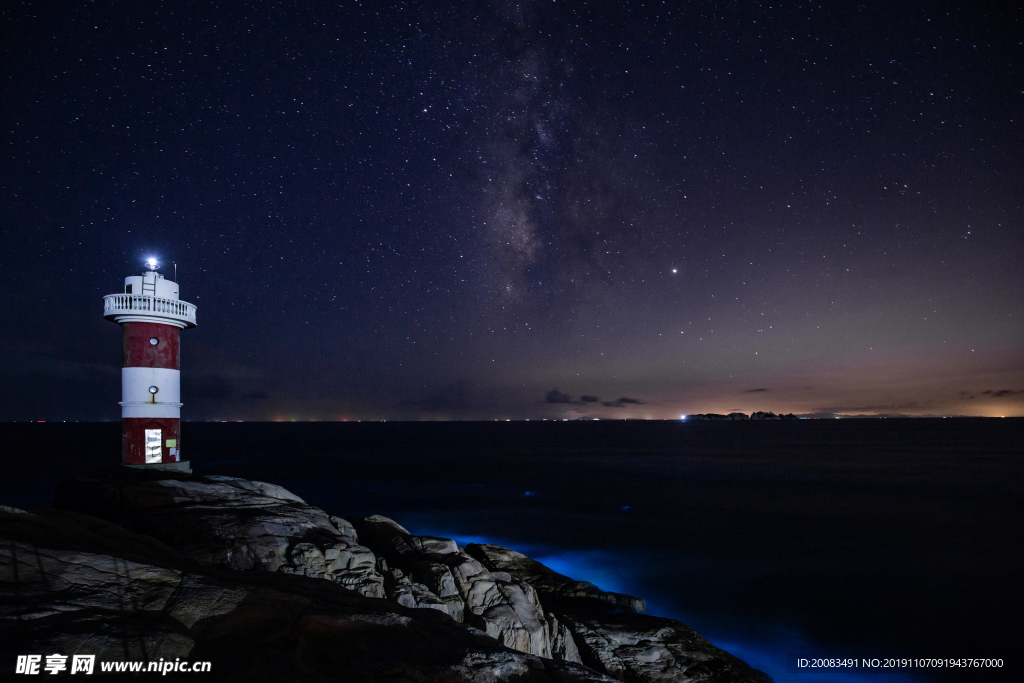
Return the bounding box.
[125,284,133,294]
[149,337,159,346]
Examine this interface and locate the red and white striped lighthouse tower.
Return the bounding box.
[103,259,197,471]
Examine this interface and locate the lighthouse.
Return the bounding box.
[103,259,197,472]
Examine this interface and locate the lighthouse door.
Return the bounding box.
[144,428,163,464]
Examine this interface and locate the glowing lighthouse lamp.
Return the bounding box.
[103,258,197,472]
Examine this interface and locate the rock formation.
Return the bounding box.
[466,544,763,683]
[348,514,571,659]
[0,470,772,682]
[0,503,608,682]
[465,543,646,614]
[56,473,387,598]
[687,412,798,421]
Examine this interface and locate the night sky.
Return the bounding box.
[2,1,1021,421]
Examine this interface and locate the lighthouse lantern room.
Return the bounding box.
[103,259,197,472]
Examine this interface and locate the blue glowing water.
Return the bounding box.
[410,534,923,683]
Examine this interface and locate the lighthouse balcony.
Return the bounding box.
[104,294,197,328]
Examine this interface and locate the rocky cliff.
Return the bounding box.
[1,470,771,682]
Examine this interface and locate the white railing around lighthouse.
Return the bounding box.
[104,294,197,327]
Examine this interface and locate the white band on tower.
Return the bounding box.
[120,367,182,418]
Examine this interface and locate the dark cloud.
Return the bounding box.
[579,395,600,403]
[958,391,976,400]
[981,389,1024,398]
[602,397,644,408]
[0,374,119,421]
[415,381,471,412]
[245,391,268,400]
[814,402,923,413]
[545,388,572,404]
[1,354,118,381]
[801,412,918,419]
[745,388,769,393]
[186,375,235,401]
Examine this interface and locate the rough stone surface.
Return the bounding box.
[36,471,771,682]
[55,473,386,599]
[349,514,570,661]
[561,612,771,683]
[0,503,621,682]
[466,543,647,613]
[468,544,771,683]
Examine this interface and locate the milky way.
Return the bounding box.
[0,1,1021,420]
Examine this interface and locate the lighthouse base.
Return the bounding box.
[122,460,192,474]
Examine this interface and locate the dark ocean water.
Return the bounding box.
[2,419,1021,683]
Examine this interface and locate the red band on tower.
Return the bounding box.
[122,322,181,369]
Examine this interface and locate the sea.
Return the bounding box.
[2,419,1021,683]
